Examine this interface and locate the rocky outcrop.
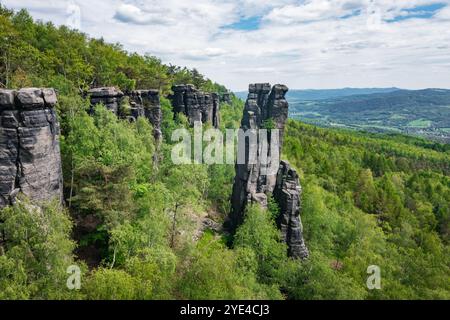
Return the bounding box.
[127,90,162,141]
[230,83,308,259]
[0,88,63,209]
[170,85,220,128]
[274,161,309,259]
[221,92,232,105]
[88,87,162,141]
[88,87,124,115]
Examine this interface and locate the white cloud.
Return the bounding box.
[114,4,174,25]
[1,0,450,90]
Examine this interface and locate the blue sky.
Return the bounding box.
[387,2,447,21]
[1,0,450,91]
[223,16,262,31]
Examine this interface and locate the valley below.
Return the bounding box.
[286,88,450,143]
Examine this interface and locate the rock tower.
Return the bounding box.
[230,83,309,259]
[0,88,63,208]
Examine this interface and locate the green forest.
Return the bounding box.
[0,7,449,300]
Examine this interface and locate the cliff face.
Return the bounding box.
[127,90,162,141]
[230,83,308,259]
[0,88,63,208]
[170,84,220,128]
[88,87,162,141]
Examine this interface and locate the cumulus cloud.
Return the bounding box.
[114,3,174,25]
[2,0,450,90]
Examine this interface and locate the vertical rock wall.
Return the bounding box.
[170,84,220,128]
[127,90,162,141]
[230,83,308,259]
[88,87,162,141]
[0,88,63,209]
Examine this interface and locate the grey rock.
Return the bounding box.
[229,83,308,259]
[274,161,309,259]
[0,88,63,209]
[17,88,45,108]
[127,90,162,141]
[0,90,16,108]
[169,84,220,128]
[88,87,124,114]
[221,92,232,104]
[88,87,162,141]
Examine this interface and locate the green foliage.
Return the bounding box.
[290,89,450,143]
[234,205,288,285]
[0,198,82,299]
[219,96,245,130]
[262,118,276,130]
[282,120,450,299]
[0,7,222,94]
[177,233,283,300]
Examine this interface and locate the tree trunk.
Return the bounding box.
[170,203,179,248]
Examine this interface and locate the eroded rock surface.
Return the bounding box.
[88,87,124,115]
[88,87,162,141]
[274,160,309,259]
[221,92,232,104]
[170,84,220,128]
[127,90,162,141]
[0,88,63,208]
[230,83,308,259]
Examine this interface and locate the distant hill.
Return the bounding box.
[287,87,400,101]
[287,88,450,143]
[234,87,399,101]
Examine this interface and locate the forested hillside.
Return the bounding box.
[289,89,450,143]
[0,6,449,300]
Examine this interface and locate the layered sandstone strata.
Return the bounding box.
[170,84,220,128]
[0,88,63,208]
[230,83,308,259]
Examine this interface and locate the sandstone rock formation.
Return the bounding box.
[221,92,232,105]
[274,161,309,259]
[230,83,308,259]
[88,87,124,115]
[127,90,162,141]
[88,87,162,141]
[0,88,63,209]
[170,84,220,128]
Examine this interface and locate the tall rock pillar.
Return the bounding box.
[0,88,63,208]
[230,83,308,259]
